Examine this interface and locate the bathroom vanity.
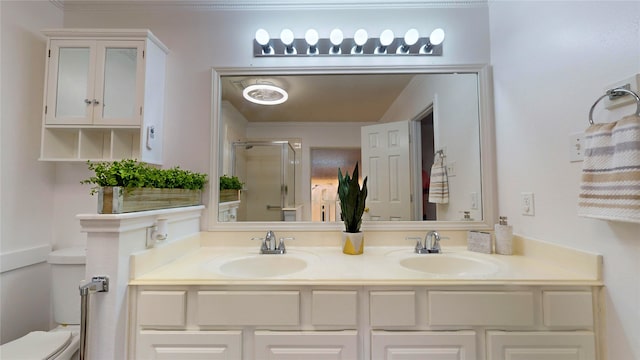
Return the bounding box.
[128,235,602,360]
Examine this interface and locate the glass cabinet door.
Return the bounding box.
[46,40,96,125]
[93,41,144,126]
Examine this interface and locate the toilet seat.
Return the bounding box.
[0,331,72,360]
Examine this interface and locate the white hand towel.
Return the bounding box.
[428,154,449,204]
[578,114,640,223]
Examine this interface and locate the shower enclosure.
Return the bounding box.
[232,141,296,221]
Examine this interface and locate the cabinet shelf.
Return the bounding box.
[41,127,143,162]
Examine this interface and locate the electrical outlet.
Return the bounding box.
[521,192,535,216]
[568,132,585,162]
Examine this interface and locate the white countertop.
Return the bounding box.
[130,244,602,286]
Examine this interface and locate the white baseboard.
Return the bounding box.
[0,245,51,273]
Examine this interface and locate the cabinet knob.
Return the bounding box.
[84,99,92,104]
[92,99,100,105]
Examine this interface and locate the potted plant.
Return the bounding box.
[337,162,368,255]
[219,174,243,202]
[81,159,208,214]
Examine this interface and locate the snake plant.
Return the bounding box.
[337,162,368,233]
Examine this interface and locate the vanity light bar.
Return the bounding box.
[253,28,445,57]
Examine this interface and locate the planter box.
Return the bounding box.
[98,186,202,214]
[219,189,240,203]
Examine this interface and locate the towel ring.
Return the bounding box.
[588,88,640,125]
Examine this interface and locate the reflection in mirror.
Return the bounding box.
[218,71,482,223]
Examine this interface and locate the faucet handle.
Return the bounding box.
[278,237,295,252]
[251,236,269,251]
[406,236,425,252]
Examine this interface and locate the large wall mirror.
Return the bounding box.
[211,65,496,230]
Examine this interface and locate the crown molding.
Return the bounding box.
[53,0,487,12]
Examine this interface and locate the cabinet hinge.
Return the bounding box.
[140,106,143,115]
[44,105,48,114]
[142,50,145,59]
[48,49,51,58]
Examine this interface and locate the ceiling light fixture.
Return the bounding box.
[242,84,288,106]
[252,28,445,57]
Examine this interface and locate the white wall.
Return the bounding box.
[58,3,491,243]
[382,73,482,221]
[489,1,640,359]
[0,0,63,343]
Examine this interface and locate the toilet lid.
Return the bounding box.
[0,331,72,360]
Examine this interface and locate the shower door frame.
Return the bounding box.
[231,140,296,221]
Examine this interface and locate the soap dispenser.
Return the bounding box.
[494,216,513,255]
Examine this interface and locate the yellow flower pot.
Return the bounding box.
[342,232,364,255]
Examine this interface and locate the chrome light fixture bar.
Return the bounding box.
[253,28,445,57]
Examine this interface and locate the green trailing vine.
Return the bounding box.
[81,159,208,195]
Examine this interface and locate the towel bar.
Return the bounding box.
[589,87,640,125]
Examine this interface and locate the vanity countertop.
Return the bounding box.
[130,242,602,286]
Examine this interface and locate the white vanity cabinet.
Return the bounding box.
[129,286,600,360]
[40,29,167,164]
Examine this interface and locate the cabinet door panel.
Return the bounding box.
[371,330,476,360]
[47,40,96,125]
[487,331,596,360]
[137,330,242,360]
[254,330,358,360]
[94,41,144,126]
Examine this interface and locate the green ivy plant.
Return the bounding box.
[337,162,368,233]
[81,159,208,195]
[219,174,244,190]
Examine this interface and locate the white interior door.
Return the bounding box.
[361,120,412,221]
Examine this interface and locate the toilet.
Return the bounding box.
[1,246,86,360]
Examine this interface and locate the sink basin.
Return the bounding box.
[399,254,500,276]
[217,255,308,278]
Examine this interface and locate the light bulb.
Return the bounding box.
[376,29,394,54]
[255,29,270,46]
[429,28,445,46]
[354,29,368,46]
[329,28,343,54]
[280,28,296,54]
[305,29,319,46]
[404,28,419,46]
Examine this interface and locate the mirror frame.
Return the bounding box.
[209,64,497,231]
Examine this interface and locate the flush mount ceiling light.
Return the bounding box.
[242,84,288,105]
[253,28,445,57]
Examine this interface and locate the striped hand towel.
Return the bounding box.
[578,114,640,223]
[428,155,449,204]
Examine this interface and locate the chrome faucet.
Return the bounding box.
[252,231,291,254]
[413,230,442,254]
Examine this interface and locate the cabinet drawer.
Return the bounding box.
[312,290,358,327]
[137,291,186,327]
[429,291,534,326]
[543,291,594,328]
[197,291,299,326]
[370,291,416,327]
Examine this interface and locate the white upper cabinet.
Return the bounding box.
[40,29,167,164]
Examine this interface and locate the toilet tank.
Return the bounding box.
[47,247,86,325]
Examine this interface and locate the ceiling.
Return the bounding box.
[221,74,415,123]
